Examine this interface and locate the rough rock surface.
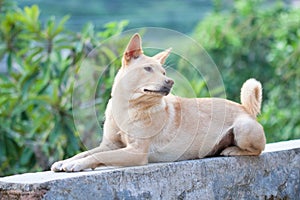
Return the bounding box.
[0,140,300,200]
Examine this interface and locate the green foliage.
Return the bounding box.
[0,1,127,176]
[259,6,300,142]
[193,0,300,142]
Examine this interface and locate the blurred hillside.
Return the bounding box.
[18,0,213,33]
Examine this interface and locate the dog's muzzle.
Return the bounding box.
[158,86,171,96]
[160,78,174,96]
[143,78,174,96]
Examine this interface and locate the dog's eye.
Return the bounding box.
[144,66,153,72]
[163,71,166,75]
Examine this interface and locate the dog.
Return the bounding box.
[51,33,266,172]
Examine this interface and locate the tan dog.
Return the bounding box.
[51,33,266,172]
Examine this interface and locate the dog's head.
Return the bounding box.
[112,33,174,101]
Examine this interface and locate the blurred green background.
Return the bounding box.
[0,0,299,176]
[17,0,213,33]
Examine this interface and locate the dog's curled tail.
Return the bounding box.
[240,78,262,118]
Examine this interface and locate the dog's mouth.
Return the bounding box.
[143,86,171,96]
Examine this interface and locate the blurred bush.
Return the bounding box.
[0,0,127,176]
[193,0,300,142]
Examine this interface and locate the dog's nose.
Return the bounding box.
[164,79,174,87]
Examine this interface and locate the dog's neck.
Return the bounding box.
[111,87,167,133]
[129,94,165,110]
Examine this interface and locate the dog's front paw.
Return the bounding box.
[51,160,65,172]
[61,159,87,172]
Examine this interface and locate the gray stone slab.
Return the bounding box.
[0,140,300,200]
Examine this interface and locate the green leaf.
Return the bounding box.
[20,147,34,165]
[7,52,12,72]
[19,70,39,98]
[0,135,7,162]
[28,113,51,138]
[53,15,70,36]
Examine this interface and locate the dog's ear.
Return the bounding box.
[122,33,143,66]
[153,48,172,64]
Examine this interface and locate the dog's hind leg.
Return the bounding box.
[220,116,266,156]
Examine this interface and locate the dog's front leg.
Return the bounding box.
[61,145,149,172]
[51,138,122,172]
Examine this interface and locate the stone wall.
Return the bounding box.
[0,140,300,200]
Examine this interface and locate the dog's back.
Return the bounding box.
[147,93,263,162]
